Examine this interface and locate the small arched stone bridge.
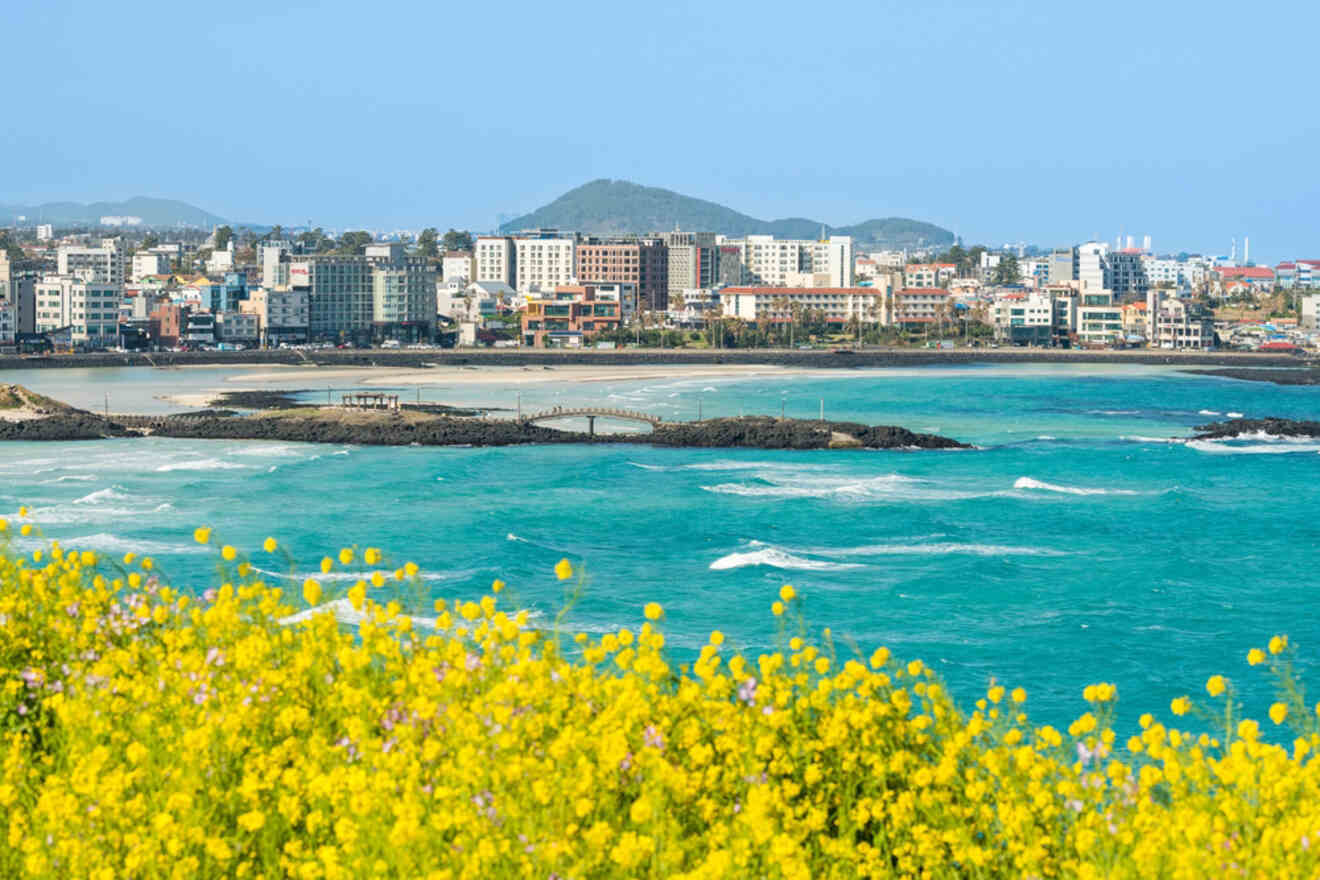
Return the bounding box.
[521,407,665,435]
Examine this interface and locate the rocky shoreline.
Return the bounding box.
[1192,417,1320,440]
[1180,367,1320,386]
[0,384,968,450]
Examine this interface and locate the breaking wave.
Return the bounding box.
[154,458,253,472]
[1013,477,1139,496]
[709,547,862,572]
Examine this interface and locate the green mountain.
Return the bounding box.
[0,197,227,228]
[499,180,953,249]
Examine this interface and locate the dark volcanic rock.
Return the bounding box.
[146,412,969,450]
[0,415,133,441]
[1192,418,1320,439]
[1181,368,1320,386]
[651,417,967,450]
[212,389,311,409]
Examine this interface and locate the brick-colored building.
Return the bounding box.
[521,285,622,347]
[575,237,668,312]
[150,303,186,347]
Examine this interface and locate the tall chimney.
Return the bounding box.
[1243,237,1250,265]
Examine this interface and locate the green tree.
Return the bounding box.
[0,230,23,262]
[214,225,234,251]
[141,232,161,250]
[335,231,373,255]
[441,229,474,252]
[992,254,1021,285]
[417,228,439,258]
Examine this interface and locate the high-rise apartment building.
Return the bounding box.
[475,236,516,286]
[57,240,124,285]
[575,236,669,311]
[810,237,854,288]
[0,252,41,333]
[289,244,436,343]
[513,232,576,293]
[663,232,718,305]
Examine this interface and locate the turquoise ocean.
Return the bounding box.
[3,363,1318,730]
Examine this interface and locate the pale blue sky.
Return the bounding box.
[5,0,1317,259]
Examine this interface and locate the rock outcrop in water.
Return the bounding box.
[0,385,969,450]
[1193,418,1320,440]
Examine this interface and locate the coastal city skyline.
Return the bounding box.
[5,0,1319,255]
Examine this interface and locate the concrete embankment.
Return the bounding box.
[0,347,1308,371]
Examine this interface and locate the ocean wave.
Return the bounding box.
[627,461,669,471]
[709,547,863,572]
[232,445,305,458]
[250,565,471,583]
[1013,477,1139,496]
[1120,435,1186,444]
[1186,438,1320,455]
[789,541,1069,558]
[701,473,985,503]
[1198,409,1222,416]
[278,598,439,629]
[1036,435,1056,441]
[39,474,97,483]
[1227,412,1245,418]
[506,532,529,543]
[64,533,207,555]
[154,459,253,472]
[73,486,133,505]
[1087,409,1139,416]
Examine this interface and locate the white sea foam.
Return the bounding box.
[701,386,717,392]
[1186,438,1320,455]
[709,547,862,572]
[627,461,668,471]
[701,473,986,503]
[1088,409,1139,415]
[1120,435,1186,444]
[233,445,304,458]
[278,598,439,629]
[1198,410,1222,416]
[65,533,207,555]
[1036,435,1057,441]
[506,532,529,543]
[792,541,1069,558]
[1013,476,1138,496]
[154,458,253,472]
[73,487,132,505]
[1227,412,1245,418]
[39,474,96,484]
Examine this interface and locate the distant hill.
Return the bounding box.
[0,197,227,228]
[499,180,953,249]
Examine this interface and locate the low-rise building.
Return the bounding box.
[1153,298,1215,349]
[57,240,124,285]
[131,252,171,282]
[1076,289,1123,347]
[1300,293,1319,329]
[216,312,259,347]
[893,288,952,328]
[442,251,474,284]
[521,284,622,347]
[718,287,889,326]
[241,287,309,346]
[0,299,16,346]
[991,292,1053,345]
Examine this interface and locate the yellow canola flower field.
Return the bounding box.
[3,530,1320,879]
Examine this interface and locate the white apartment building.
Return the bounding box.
[1301,293,1320,329]
[1151,297,1215,349]
[131,252,171,281]
[36,224,54,242]
[57,240,124,285]
[206,248,234,274]
[1076,289,1122,346]
[1019,259,1049,285]
[719,287,889,325]
[810,236,854,288]
[737,236,810,286]
[290,248,435,342]
[1141,256,1183,289]
[442,252,474,283]
[991,292,1054,344]
[475,236,515,286]
[1077,242,1110,293]
[893,288,952,326]
[34,275,122,347]
[513,235,576,292]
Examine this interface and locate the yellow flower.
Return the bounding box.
[17,505,28,517]
[302,578,322,606]
[338,547,354,565]
[370,571,385,588]
[1205,675,1226,697]
[907,660,923,677]
[1237,718,1260,741]
[122,552,136,565]
[20,524,31,536]
[1269,634,1288,655]
[237,810,265,832]
[141,556,153,571]
[193,526,212,545]
[1247,648,1266,666]
[709,630,725,646]
[405,561,419,577]
[988,685,1005,704]
[262,537,277,553]
[347,581,367,611]
[870,647,890,669]
[1011,687,1027,704]
[493,579,506,594]
[1269,702,1288,725]
[771,601,784,616]
[814,657,830,675]
[221,545,237,561]
[320,556,334,573]
[364,547,381,566]
[779,584,796,602]
[1170,696,1191,716]
[555,558,573,580]
[644,602,663,621]
[0,518,7,533]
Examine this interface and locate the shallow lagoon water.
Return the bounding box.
[2,363,1318,729]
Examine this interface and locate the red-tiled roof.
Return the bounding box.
[1276,262,1297,269]
[722,287,878,294]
